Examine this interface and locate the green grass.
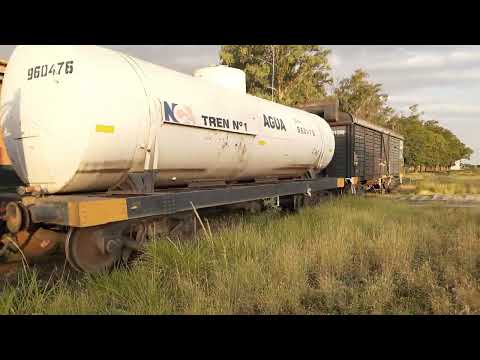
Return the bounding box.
[1,196,480,315]
[403,169,480,195]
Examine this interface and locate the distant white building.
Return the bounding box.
[450,160,462,170]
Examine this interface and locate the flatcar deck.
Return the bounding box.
[25,177,345,228]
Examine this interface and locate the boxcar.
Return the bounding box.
[300,100,404,191]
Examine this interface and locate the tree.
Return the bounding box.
[423,120,474,166]
[334,69,394,126]
[219,45,333,106]
[390,106,474,168]
[390,108,429,167]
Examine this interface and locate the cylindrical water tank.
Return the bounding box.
[0,45,335,194]
[193,65,247,94]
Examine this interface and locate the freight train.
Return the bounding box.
[0,45,404,273]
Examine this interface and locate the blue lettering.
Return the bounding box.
[164,102,179,123]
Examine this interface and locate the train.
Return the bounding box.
[0,45,404,273]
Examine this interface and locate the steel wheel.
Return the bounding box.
[65,225,125,273]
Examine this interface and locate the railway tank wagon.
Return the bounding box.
[0,45,338,272]
[0,45,335,194]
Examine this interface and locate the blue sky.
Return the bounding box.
[1,45,478,163]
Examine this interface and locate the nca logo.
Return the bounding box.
[164,102,195,125]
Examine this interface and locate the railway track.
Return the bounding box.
[390,193,480,208]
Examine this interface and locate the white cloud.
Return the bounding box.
[388,95,480,118]
[389,94,439,106]
[420,103,480,116]
[329,53,342,68]
[328,45,480,162]
[450,49,480,62]
[363,46,480,72]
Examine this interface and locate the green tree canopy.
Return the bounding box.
[390,106,474,167]
[334,69,394,126]
[423,120,474,165]
[219,45,333,106]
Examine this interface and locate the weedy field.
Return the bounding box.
[401,168,480,195]
[1,186,479,314]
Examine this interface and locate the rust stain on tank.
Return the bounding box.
[221,134,229,150]
[274,164,311,171]
[78,160,131,173]
[233,140,248,173]
[157,168,207,173]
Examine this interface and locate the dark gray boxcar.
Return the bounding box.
[299,100,404,182]
[326,115,404,181]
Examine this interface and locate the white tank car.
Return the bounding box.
[0,45,335,194]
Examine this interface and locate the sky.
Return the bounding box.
[1,45,478,164]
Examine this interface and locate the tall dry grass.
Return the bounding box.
[1,196,479,315]
[404,169,480,195]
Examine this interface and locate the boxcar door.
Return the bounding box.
[327,125,349,178]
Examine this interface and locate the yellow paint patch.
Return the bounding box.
[258,140,267,145]
[96,125,115,134]
[68,198,128,227]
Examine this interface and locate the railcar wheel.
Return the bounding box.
[65,225,125,273]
